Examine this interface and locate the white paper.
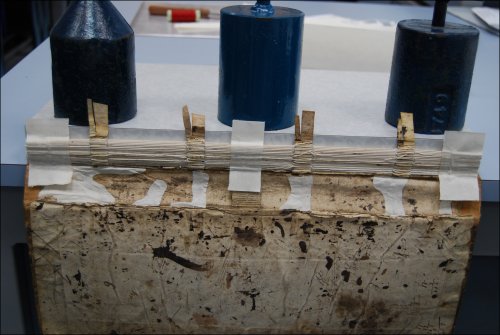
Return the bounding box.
[305,14,396,32]
[134,179,167,206]
[38,166,145,204]
[281,175,314,212]
[172,171,209,208]
[439,131,484,201]
[472,7,499,31]
[373,176,408,216]
[228,120,265,193]
[26,118,73,186]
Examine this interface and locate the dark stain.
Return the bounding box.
[73,270,81,282]
[172,176,189,184]
[437,239,444,249]
[356,277,362,286]
[432,294,438,299]
[336,294,363,316]
[226,273,234,289]
[73,270,85,287]
[153,240,211,272]
[407,198,416,205]
[360,254,370,260]
[152,209,169,221]
[274,221,285,238]
[233,227,265,247]
[283,216,292,222]
[361,221,378,242]
[348,320,357,329]
[358,289,364,293]
[325,256,333,270]
[103,281,116,289]
[439,259,453,268]
[341,270,350,282]
[382,285,389,289]
[198,231,204,240]
[360,300,391,330]
[314,228,328,234]
[299,241,307,253]
[300,222,313,234]
[444,227,452,236]
[35,202,44,210]
[238,289,260,311]
[192,313,218,327]
[259,239,266,246]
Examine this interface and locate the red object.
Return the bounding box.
[166,9,201,23]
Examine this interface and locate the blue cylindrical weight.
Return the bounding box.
[385,20,479,134]
[218,1,304,131]
[50,0,137,126]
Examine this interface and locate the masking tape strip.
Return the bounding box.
[281,175,314,212]
[439,131,485,201]
[172,171,209,208]
[187,113,206,169]
[88,99,109,166]
[26,118,73,186]
[293,111,315,174]
[373,176,408,216]
[228,120,265,193]
[393,112,415,177]
[134,179,168,206]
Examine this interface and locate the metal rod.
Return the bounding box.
[432,0,449,27]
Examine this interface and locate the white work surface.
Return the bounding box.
[1,1,498,201]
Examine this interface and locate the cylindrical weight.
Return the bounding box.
[218,1,304,131]
[50,0,137,126]
[385,20,479,134]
